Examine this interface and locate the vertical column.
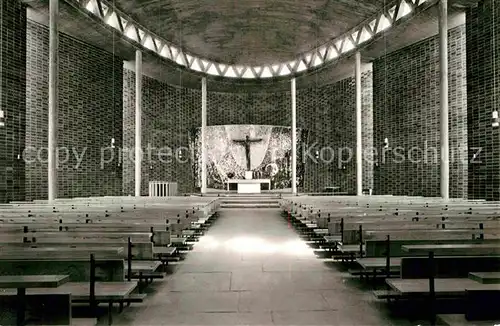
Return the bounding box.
[135,50,142,197]
[355,52,363,196]
[291,78,297,194]
[48,0,59,202]
[439,0,449,200]
[201,77,207,194]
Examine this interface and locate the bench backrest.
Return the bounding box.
[0,259,124,282]
[365,239,500,257]
[400,256,500,278]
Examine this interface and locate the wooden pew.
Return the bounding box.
[402,243,500,256]
[0,275,70,326]
[400,256,500,279]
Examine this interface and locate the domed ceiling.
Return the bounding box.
[24,0,478,90]
[111,0,388,66]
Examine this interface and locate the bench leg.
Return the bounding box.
[16,288,26,326]
[138,273,144,294]
[108,301,113,325]
[119,302,124,313]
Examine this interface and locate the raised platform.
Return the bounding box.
[226,179,271,193]
[219,196,280,209]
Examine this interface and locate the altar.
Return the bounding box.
[226,179,271,193]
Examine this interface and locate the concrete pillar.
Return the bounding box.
[135,50,142,197]
[439,0,449,200]
[291,78,297,194]
[48,0,59,202]
[201,77,207,194]
[355,52,363,196]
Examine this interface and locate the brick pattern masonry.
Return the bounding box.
[25,21,123,200]
[373,26,468,198]
[0,0,26,203]
[466,0,500,200]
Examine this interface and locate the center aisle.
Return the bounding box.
[118,209,402,325]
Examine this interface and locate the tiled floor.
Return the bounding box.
[115,209,407,325]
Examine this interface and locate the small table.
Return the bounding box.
[0,275,69,325]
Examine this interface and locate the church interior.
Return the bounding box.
[0,0,499,324]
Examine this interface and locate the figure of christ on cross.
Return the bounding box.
[232,135,263,171]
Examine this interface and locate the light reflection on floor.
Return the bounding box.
[197,235,312,256]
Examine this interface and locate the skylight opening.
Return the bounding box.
[154,38,162,50]
[100,2,109,17]
[200,59,210,71]
[325,46,338,61]
[335,39,344,53]
[388,5,397,20]
[235,66,245,75]
[351,31,360,43]
[377,15,392,33]
[397,1,412,20]
[369,19,377,33]
[218,64,228,74]
[305,53,313,64]
[137,29,146,42]
[175,52,186,66]
[170,46,179,59]
[358,27,372,44]
[255,66,265,76]
[271,64,281,74]
[318,46,327,59]
[143,35,156,51]
[296,60,307,72]
[159,46,171,59]
[279,64,291,76]
[342,38,355,53]
[124,25,138,42]
[261,67,273,78]
[190,59,203,72]
[105,12,121,30]
[242,69,254,79]
[207,64,219,76]
[85,0,98,15]
[120,17,128,29]
[225,67,238,78]
[312,54,323,67]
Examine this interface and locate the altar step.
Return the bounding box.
[219,197,280,209]
[220,203,280,209]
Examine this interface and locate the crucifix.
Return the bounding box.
[232,135,263,171]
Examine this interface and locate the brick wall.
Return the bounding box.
[466,0,500,200]
[123,72,374,194]
[25,21,123,200]
[123,70,201,195]
[0,0,26,203]
[298,72,373,194]
[208,91,291,126]
[373,25,468,198]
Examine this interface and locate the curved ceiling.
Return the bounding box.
[111,0,388,66]
[25,0,472,90]
[78,0,431,79]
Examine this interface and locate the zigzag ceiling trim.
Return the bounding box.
[74,0,432,79]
